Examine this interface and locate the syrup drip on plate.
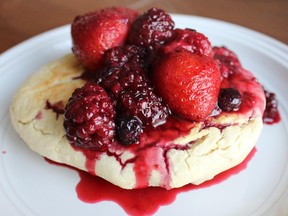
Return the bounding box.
[45,147,256,216]
[262,89,281,124]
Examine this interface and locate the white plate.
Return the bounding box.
[0,14,288,216]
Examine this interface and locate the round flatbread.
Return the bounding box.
[10,54,264,189]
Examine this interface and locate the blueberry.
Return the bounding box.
[218,88,242,112]
[116,115,143,145]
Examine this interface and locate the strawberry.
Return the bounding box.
[71,7,138,72]
[153,51,221,121]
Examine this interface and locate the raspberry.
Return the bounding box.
[160,28,213,57]
[128,7,174,51]
[63,83,115,151]
[116,115,143,145]
[218,88,242,112]
[117,86,170,127]
[213,46,241,78]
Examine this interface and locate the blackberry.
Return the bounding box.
[160,28,213,57]
[218,88,242,112]
[97,44,170,128]
[103,45,147,69]
[128,7,174,51]
[116,115,143,145]
[118,86,170,127]
[103,46,129,68]
[63,82,115,151]
[98,53,149,98]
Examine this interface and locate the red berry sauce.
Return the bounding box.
[263,89,281,124]
[45,147,255,215]
[45,100,65,119]
[35,111,43,120]
[219,67,266,119]
[72,116,196,189]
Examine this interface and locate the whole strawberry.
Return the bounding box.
[71,7,138,72]
[153,51,221,121]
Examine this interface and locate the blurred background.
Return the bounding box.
[0,0,287,53]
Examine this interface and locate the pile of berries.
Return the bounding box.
[64,7,248,150]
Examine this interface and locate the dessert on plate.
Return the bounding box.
[10,7,266,189]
